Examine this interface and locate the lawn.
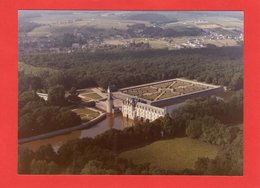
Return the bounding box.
[79,89,94,94]
[73,107,100,122]
[119,137,219,171]
[81,92,103,100]
[18,62,60,75]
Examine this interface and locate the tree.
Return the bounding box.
[18,147,34,174]
[30,159,60,174]
[18,72,43,93]
[46,161,60,174]
[47,72,76,90]
[47,85,65,106]
[66,87,81,104]
[30,159,48,174]
[230,73,243,90]
[161,114,174,136]
[19,46,243,90]
[34,144,57,162]
[186,120,203,138]
[18,91,44,109]
[194,157,210,174]
[81,160,117,175]
[18,95,81,138]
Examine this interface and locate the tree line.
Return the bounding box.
[18,86,82,139]
[19,46,243,91]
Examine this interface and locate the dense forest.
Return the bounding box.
[19,46,243,91]
[19,92,243,175]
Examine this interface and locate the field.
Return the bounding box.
[81,92,102,100]
[27,14,151,37]
[119,137,219,171]
[203,38,238,47]
[72,107,100,122]
[78,89,93,94]
[121,79,212,101]
[79,88,103,101]
[18,62,60,75]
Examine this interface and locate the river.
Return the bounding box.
[21,103,184,152]
[21,113,135,152]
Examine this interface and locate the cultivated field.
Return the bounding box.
[119,137,219,171]
[27,15,151,37]
[121,79,211,101]
[203,38,238,47]
[72,107,100,122]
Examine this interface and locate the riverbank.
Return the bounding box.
[18,113,106,144]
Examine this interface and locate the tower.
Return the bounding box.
[106,85,113,114]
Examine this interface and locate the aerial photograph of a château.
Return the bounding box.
[18,10,243,175]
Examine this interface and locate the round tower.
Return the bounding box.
[107,85,113,114]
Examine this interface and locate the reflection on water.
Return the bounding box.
[21,103,183,152]
[21,113,135,152]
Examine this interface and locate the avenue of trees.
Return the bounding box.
[19,91,243,175]
[19,46,243,91]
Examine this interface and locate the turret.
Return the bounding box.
[107,85,113,113]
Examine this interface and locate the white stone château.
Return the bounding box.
[106,86,113,113]
[122,98,166,122]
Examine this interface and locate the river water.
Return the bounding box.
[21,113,135,152]
[21,103,184,152]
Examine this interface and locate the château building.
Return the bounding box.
[122,98,166,122]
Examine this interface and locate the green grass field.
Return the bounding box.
[18,62,60,75]
[73,107,100,122]
[79,89,94,94]
[119,137,219,171]
[81,92,102,100]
